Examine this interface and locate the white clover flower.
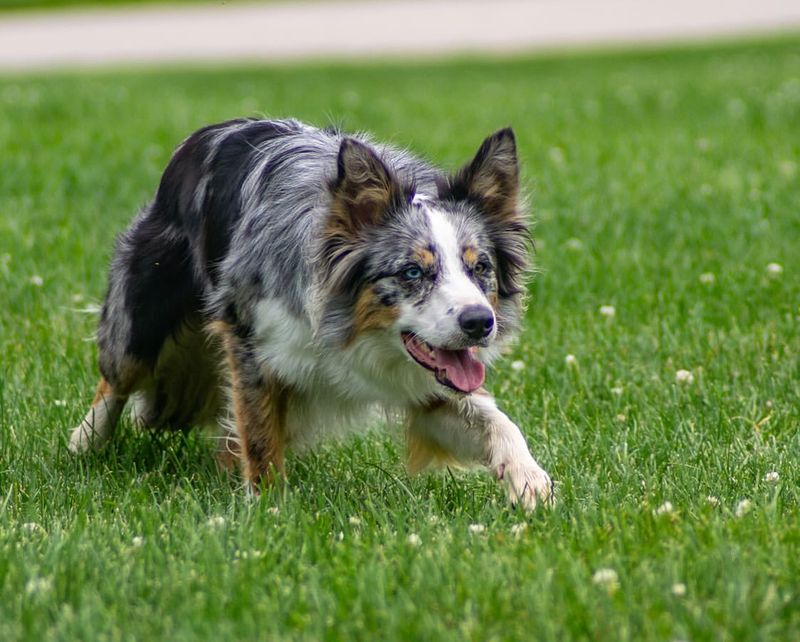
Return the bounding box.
[599,305,616,318]
[510,360,525,372]
[406,533,421,547]
[131,536,144,548]
[735,499,752,518]
[610,387,623,397]
[778,160,796,178]
[548,147,565,166]
[675,369,694,385]
[53,399,67,407]
[615,414,626,422]
[25,577,53,596]
[699,272,715,285]
[565,238,584,251]
[671,583,687,597]
[348,516,362,526]
[29,275,43,287]
[764,471,779,484]
[592,568,619,592]
[706,495,720,507]
[468,523,485,535]
[565,354,578,368]
[510,523,528,538]
[653,501,674,517]
[21,522,42,533]
[206,516,226,528]
[766,262,783,277]
[267,506,280,515]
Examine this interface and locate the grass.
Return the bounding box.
[1,37,799,641]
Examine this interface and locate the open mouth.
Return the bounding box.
[401,333,485,394]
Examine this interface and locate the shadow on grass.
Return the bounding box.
[62,423,508,519]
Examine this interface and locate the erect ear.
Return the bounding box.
[331,138,404,230]
[440,127,520,222]
[440,128,530,302]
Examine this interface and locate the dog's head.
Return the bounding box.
[316,128,530,394]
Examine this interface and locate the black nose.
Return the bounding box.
[458,305,495,340]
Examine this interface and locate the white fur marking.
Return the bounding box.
[68,395,123,453]
[395,207,495,347]
[252,298,440,447]
[428,207,491,309]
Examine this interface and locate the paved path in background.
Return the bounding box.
[1,0,799,71]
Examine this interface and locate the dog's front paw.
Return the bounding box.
[497,459,555,511]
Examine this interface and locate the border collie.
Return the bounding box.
[69,118,553,510]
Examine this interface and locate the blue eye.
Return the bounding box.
[403,266,423,280]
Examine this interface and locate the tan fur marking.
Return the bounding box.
[406,430,460,475]
[462,246,478,266]
[472,176,502,201]
[91,377,113,405]
[351,287,399,340]
[414,247,436,269]
[330,188,392,231]
[218,325,290,489]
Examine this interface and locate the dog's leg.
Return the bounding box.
[407,391,554,510]
[218,325,289,492]
[129,389,158,430]
[68,377,128,453]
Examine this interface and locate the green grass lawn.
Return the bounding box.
[1,38,799,641]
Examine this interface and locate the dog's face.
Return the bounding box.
[317,129,529,394]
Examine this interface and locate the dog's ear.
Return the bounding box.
[440,128,529,299]
[439,127,520,221]
[331,138,403,230]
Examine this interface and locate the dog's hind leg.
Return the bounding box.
[68,358,148,453]
[69,203,205,453]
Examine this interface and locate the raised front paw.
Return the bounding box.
[497,459,555,511]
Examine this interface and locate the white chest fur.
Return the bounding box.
[252,299,441,443]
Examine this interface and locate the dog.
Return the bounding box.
[68,117,554,510]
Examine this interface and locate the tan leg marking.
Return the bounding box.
[217,325,290,490]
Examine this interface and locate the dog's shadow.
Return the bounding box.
[67,427,499,517]
[66,427,236,496]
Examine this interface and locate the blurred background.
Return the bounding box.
[1,0,799,71]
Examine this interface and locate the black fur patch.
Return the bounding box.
[199,120,302,283]
[119,218,202,363]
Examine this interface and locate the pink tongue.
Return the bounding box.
[434,348,485,393]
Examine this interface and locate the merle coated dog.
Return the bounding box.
[69,118,554,509]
